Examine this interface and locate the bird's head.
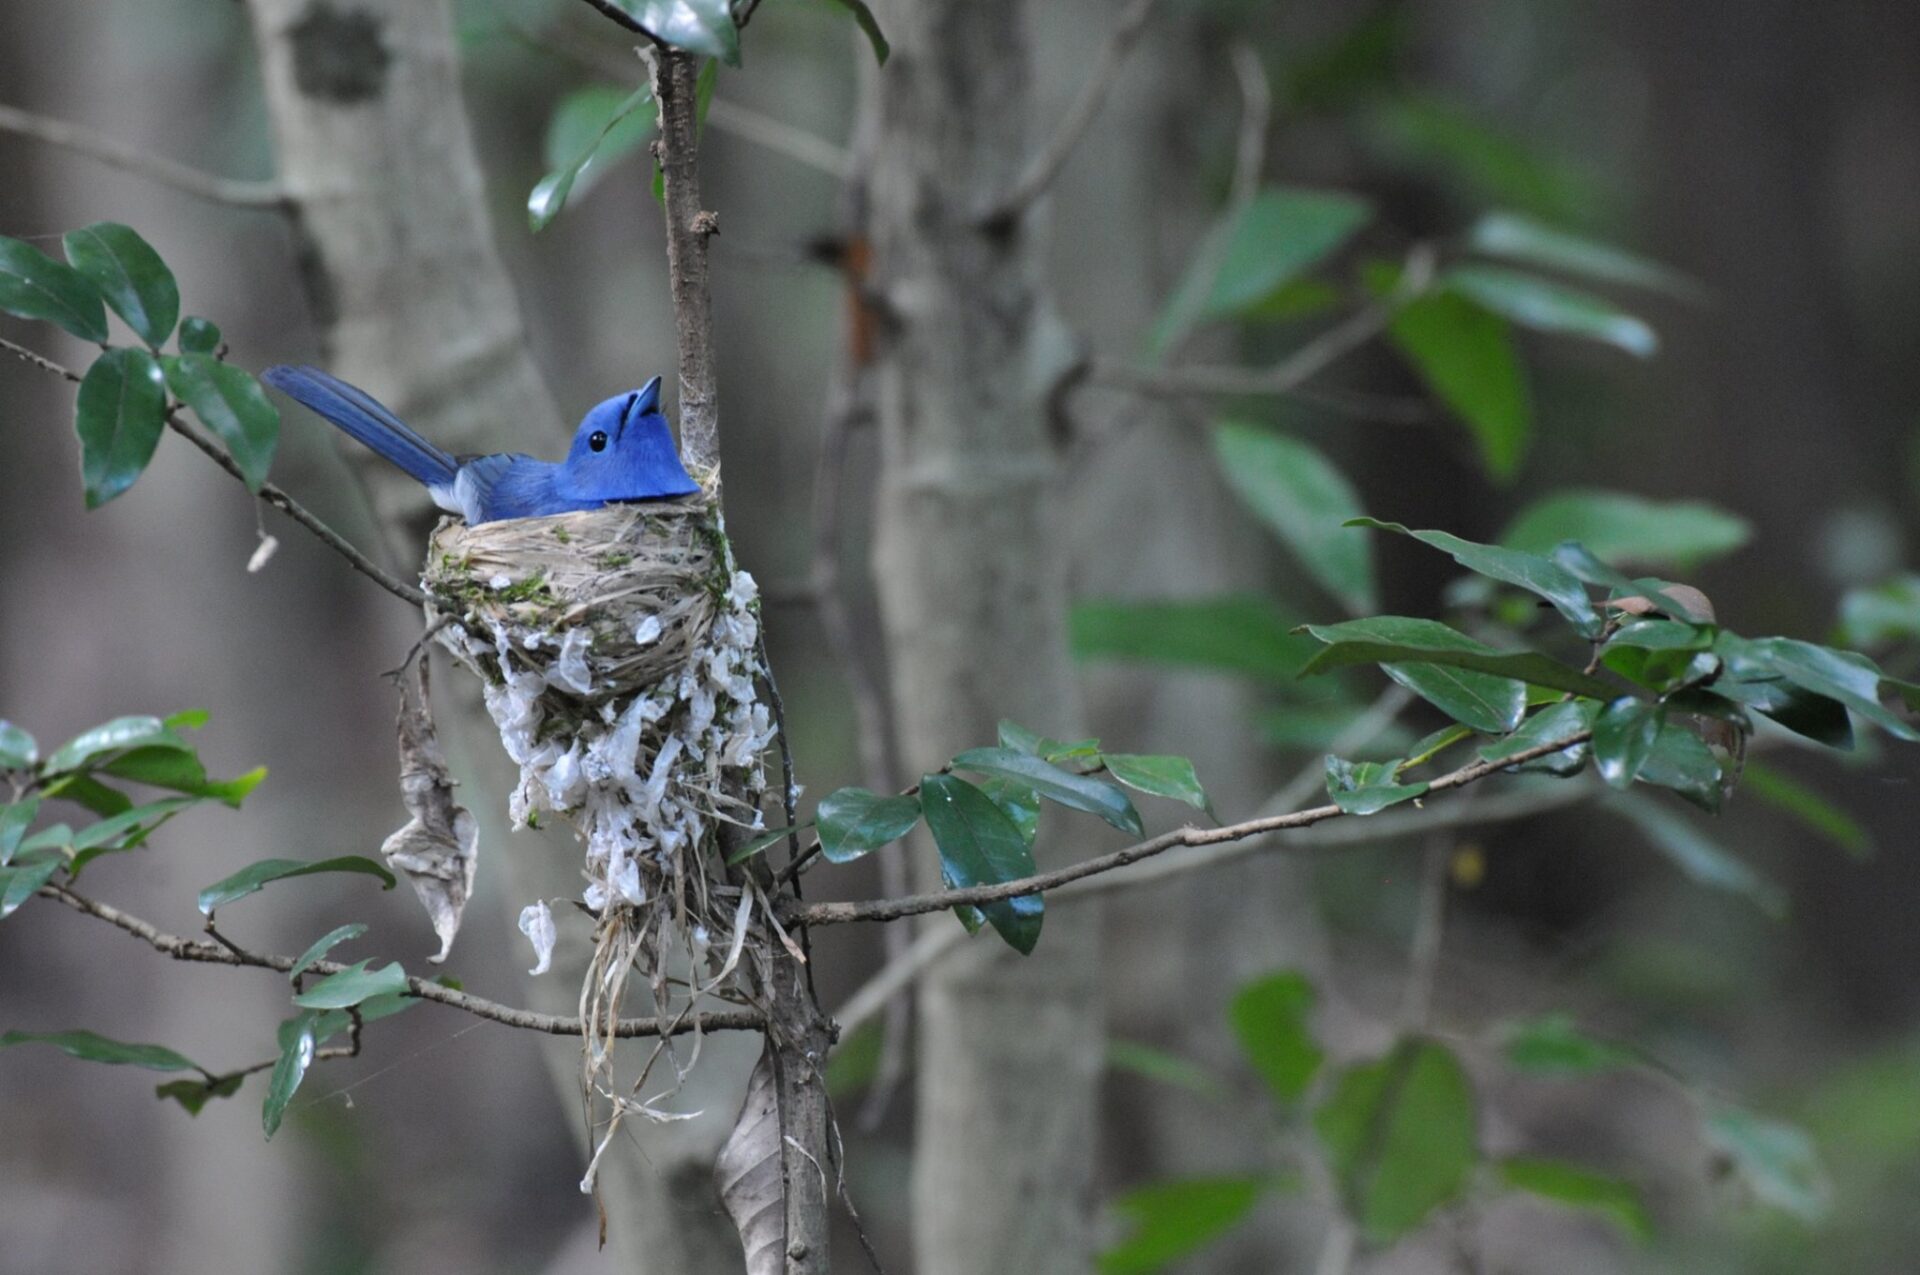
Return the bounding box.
[560,376,699,501]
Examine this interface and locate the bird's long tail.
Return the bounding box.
[261,364,459,488]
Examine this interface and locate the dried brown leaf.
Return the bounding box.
[381,657,478,963]
[717,1046,786,1275]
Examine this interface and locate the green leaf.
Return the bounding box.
[1101,754,1210,815]
[995,720,1099,763]
[920,774,1043,954]
[816,788,922,863]
[1324,755,1428,815]
[1839,574,1920,648]
[1478,699,1596,777]
[1349,519,1601,638]
[156,1073,243,1115]
[1446,264,1657,358]
[75,348,169,508]
[1468,211,1697,299]
[68,795,207,872]
[0,721,37,769]
[1503,490,1750,571]
[0,1028,203,1072]
[825,0,888,64]
[1365,95,1592,222]
[1098,1176,1266,1275]
[1606,794,1785,916]
[292,959,409,1010]
[1385,286,1530,480]
[1740,761,1870,858]
[978,777,1041,845]
[161,355,279,490]
[197,855,395,916]
[62,223,179,347]
[1499,1157,1652,1241]
[1299,617,1593,731]
[1501,1013,1637,1075]
[176,316,221,355]
[1229,972,1323,1102]
[1151,187,1371,354]
[1717,635,1920,743]
[529,83,653,231]
[1313,1039,1478,1244]
[0,857,61,918]
[1591,697,1661,789]
[0,234,108,341]
[1071,596,1320,682]
[49,715,193,772]
[825,1020,883,1097]
[1636,720,1724,813]
[952,748,1143,835]
[0,798,38,866]
[724,821,814,866]
[263,1013,317,1137]
[289,923,369,982]
[1107,1040,1226,1101]
[1214,425,1374,613]
[1706,1108,1830,1223]
[40,772,132,817]
[605,0,739,64]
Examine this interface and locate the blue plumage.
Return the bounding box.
[261,364,700,524]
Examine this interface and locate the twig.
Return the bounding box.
[36,882,761,1038]
[0,103,288,210]
[573,0,665,42]
[792,731,1592,926]
[646,48,722,471]
[708,99,852,179]
[1225,41,1270,213]
[975,0,1163,228]
[0,337,427,608]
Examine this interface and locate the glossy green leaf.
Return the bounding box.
[75,348,168,508]
[1635,720,1724,813]
[724,821,814,866]
[40,772,132,817]
[1101,753,1210,815]
[176,316,221,355]
[1324,754,1428,815]
[1351,519,1601,637]
[1503,490,1750,570]
[1098,1176,1266,1275]
[1606,794,1785,916]
[0,234,108,341]
[0,798,37,866]
[825,0,888,64]
[1501,1013,1636,1075]
[1215,425,1375,613]
[529,83,653,231]
[1468,211,1698,299]
[1230,972,1323,1102]
[1071,596,1320,682]
[1385,285,1530,480]
[156,1073,244,1115]
[1740,761,1870,858]
[1713,654,1854,750]
[46,716,187,774]
[978,777,1042,845]
[1313,1039,1477,1243]
[952,748,1142,835]
[604,0,739,63]
[196,855,395,916]
[0,721,36,770]
[995,720,1099,763]
[816,788,922,863]
[263,1013,317,1137]
[0,1028,203,1073]
[1591,697,1662,789]
[1839,574,1920,648]
[1478,699,1596,777]
[292,959,409,1010]
[1706,1108,1830,1223]
[1447,265,1657,358]
[0,857,60,918]
[62,223,179,347]
[162,355,279,490]
[920,774,1043,954]
[1718,635,1920,743]
[1151,187,1371,354]
[1499,1157,1652,1241]
[289,923,369,982]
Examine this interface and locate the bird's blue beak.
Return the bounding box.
[635,375,663,418]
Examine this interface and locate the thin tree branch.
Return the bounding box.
[0,337,427,608]
[976,0,1163,228]
[792,731,1593,927]
[35,882,762,1038]
[646,49,722,471]
[0,103,288,209]
[708,98,852,179]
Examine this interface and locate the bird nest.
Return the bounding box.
[421,494,780,1177]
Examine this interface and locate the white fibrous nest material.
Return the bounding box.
[421,496,780,1181]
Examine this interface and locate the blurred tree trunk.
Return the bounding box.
[241,2,748,1270]
[863,1,1104,1270]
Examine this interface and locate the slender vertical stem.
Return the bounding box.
[648,49,722,473]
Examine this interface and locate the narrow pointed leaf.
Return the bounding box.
[826,0,888,64]
[1501,1013,1637,1075]
[0,798,38,865]
[75,348,169,508]
[1503,490,1749,570]
[1447,265,1657,357]
[292,959,409,1010]
[1324,755,1428,815]
[0,721,37,769]
[952,747,1142,835]
[529,83,653,231]
[1499,1157,1652,1241]
[62,223,179,347]
[197,855,395,916]
[1216,425,1374,613]
[0,1028,203,1072]
[1478,699,1595,776]
[289,923,369,982]
[1101,753,1210,814]
[1349,519,1600,638]
[1468,211,1698,298]
[1718,635,1920,743]
[1098,1176,1266,1275]
[1386,285,1530,480]
[0,857,61,918]
[816,788,922,863]
[46,716,188,773]
[263,1014,316,1137]
[920,774,1043,954]
[0,234,108,341]
[162,355,279,490]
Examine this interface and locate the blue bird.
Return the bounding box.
[261,364,700,524]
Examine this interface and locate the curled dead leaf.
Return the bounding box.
[381,655,477,963]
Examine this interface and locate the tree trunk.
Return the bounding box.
[864,2,1104,1270]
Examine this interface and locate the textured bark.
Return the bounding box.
[864,1,1103,1270]
[242,3,749,1270]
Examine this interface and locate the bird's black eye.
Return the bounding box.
[589,430,608,453]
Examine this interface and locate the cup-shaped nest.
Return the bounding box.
[422,497,720,706]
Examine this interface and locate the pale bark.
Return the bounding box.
[864,1,1103,1269]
